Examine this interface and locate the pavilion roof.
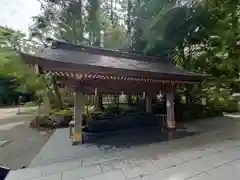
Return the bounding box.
[20,40,209,82]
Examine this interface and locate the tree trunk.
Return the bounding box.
[116,95,119,108]
[110,0,114,24]
[109,94,117,106]
[127,0,132,47]
[52,76,63,110]
[178,43,191,104]
[41,75,55,103]
[127,0,132,35]
[229,1,239,92]
[72,0,83,43]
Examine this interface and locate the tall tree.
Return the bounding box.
[86,0,101,46]
[0,26,44,105]
[28,0,239,113]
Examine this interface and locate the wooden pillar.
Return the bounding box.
[94,88,98,106]
[145,93,152,113]
[90,95,94,105]
[112,94,117,104]
[116,94,120,107]
[72,91,85,145]
[143,92,146,99]
[166,91,176,129]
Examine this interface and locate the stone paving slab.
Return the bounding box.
[129,176,151,180]
[62,165,102,180]
[101,159,136,172]
[5,168,43,180]
[6,117,240,180]
[119,154,184,179]
[207,164,240,180]
[7,140,240,180]
[82,155,123,167]
[40,159,82,176]
[83,170,127,180]
[148,158,209,180]
[229,159,240,168]
[188,173,213,180]
[29,129,110,167]
[27,173,62,180]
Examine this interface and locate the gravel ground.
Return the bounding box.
[0,108,53,169]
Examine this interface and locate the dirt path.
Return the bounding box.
[0,108,53,169]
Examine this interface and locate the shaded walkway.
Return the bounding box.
[30,123,202,167]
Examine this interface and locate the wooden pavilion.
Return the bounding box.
[20,40,208,145]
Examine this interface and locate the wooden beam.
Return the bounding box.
[166,86,176,129]
[58,77,166,94]
[72,91,85,145]
[45,70,191,84]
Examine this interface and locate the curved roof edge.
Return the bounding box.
[19,43,211,82]
[50,40,171,63]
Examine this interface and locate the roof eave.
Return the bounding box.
[19,51,211,82]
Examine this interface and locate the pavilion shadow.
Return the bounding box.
[83,126,202,151]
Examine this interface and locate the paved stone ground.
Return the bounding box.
[6,116,240,180]
[0,107,37,121]
[0,107,52,169]
[29,126,200,167]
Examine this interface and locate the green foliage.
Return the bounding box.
[0,77,19,105]
[0,26,46,105]
[135,0,239,113]
[31,0,128,49]
[2,0,238,114]
[53,108,73,116]
[0,26,25,50]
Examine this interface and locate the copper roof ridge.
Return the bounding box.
[50,40,170,63]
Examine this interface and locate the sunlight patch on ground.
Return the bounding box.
[0,121,25,131]
[223,112,240,119]
[0,106,37,120]
[0,140,11,147]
